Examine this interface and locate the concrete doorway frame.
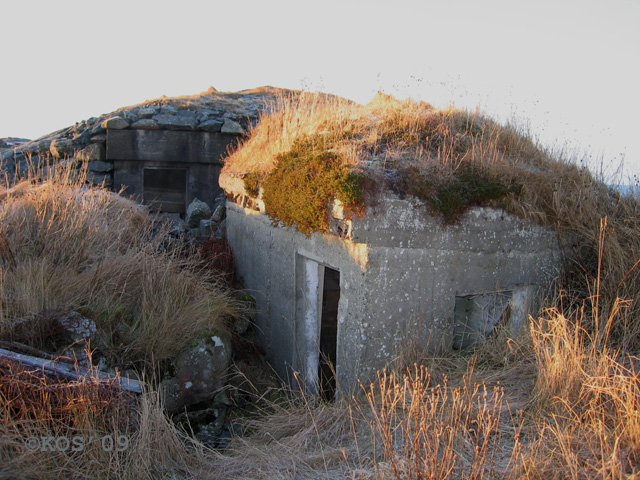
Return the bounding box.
[295,253,341,398]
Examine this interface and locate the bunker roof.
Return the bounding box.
[221,92,623,236]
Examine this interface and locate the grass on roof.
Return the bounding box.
[223,91,640,350]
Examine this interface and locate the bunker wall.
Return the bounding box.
[225,194,563,392]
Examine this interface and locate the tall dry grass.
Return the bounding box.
[0,164,245,478]
[223,90,569,190]
[360,364,519,480]
[0,163,242,367]
[521,301,640,479]
[0,360,206,479]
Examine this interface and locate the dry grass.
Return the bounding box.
[520,301,640,479]
[0,360,206,479]
[0,163,243,368]
[0,164,246,478]
[203,398,368,479]
[359,364,520,480]
[222,91,579,213]
[3,93,640,479]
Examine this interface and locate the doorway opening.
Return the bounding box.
[319,267,340,401]
[297,256,341,399]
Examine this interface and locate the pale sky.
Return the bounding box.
[2,0,639,182]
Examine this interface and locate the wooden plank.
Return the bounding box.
[0,348,143,394]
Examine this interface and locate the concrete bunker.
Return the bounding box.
[220,172,564,395]
[0,88,570,398]
[108,130,237,215]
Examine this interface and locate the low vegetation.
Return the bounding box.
[0,164,241,368]
[2,92,640,479]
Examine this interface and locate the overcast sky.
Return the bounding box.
[2,0,638,182]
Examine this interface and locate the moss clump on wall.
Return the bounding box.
[247,137,365,236]
[243,172,261,198]
[393,163,520,224]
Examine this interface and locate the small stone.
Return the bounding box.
[198,119,224,132]
[131,119,160,130]
[199,219,214,237]
[211,204,225,222]
[50,138,73,158]
[186,198,212,228]
[197,109,222,122]
[86,171,113,187]
[120,110,139,123]
[221,119,244,134]
[160,105,178,115]
[176,110,197,118]
[77,143,104,162]
[72,129,92,147]
[137,106,160,118]
[37,139,52,153]
[101,116,130,130]
[90,133,106,143]
[91,122,106,135]
[88,160,113,173]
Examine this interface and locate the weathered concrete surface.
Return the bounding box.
[224,190,563,394]
[108,130,238,213]
[107,129,237,165]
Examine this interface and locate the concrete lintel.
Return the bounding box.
[106,129,239,164]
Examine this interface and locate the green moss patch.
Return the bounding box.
[247,137,365,236]
[392,163,520,224]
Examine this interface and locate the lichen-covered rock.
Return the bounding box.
[56,311,97,341]
[130,119,160,130]
[198,119,224,133]
[152,114,197,130]
[77,143,105,162]
[101,116,129,130]
[50,138,73,158]
[221,119,244,134]
[87,159,113,173]
[161,334,231,414]
[186,197,212,228]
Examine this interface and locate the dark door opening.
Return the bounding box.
[143,167,187,214]
[319,267,340,401]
